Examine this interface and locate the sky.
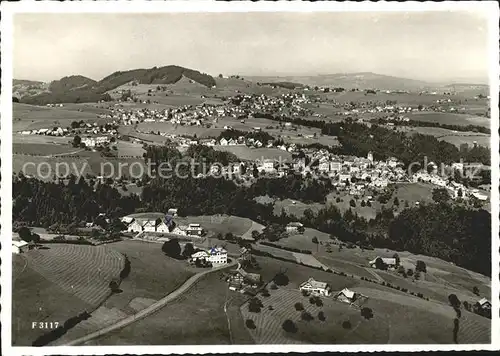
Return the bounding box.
[13,11,490,83]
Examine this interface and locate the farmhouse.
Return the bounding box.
[208,246,228,264]
[477,298,491,311]
[186,223,203,236]
[334,288,358,304]
[299,277,331,296]
[286,222,304,234]
[191,246,228,265]
[167,208,178,217]
[227,269,262,291]
[369,256,397,269]
[12,240,29,254]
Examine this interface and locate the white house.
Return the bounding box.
[330,161,342,172]
[167,208,178,217]
[286,222,304,234]
[261,159,276,173]
[299,277,331,296]
[127,219,144,233]
[338,173,351,182]
[208,246,228,264]
[191,250,209,262]
[12,240,29,254]
[191,246,228,265]
[142,220,157,233]
[121,216,134,225]
[335,288,357,304]
[156,221,170,233]
[186,223,203,236]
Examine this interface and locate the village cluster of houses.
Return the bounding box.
[412,169,489,201]
[19,127,69,136]
[18,121,118,143]
[120,212,206,238]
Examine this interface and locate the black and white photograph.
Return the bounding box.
[1,1,498,354]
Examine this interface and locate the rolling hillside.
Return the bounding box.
[17,65,216,105]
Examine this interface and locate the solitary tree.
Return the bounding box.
[415,260,427,273]
[274,272,289,286]
[448,294,461,309]
[342,320,352,329]
[393,253,400,267]
[182,243,195,259]
[312,237,319,244]
[248,297,264,313]
[473,286,480,296]
[282,319,297,333]
[301,311,314,321]
[361,307,374,320]
[162,239,181,259]
[318,311,326,321]
[245,319,256,329]
[18,226,32,241]
[73,135,82,148]
[294,302,304,311]
[251,230,260,240]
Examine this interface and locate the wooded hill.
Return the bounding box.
[19,65,216,105]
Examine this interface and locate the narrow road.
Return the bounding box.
[63,260,237,346]
[42,148,84,158]
[363,267,385,283]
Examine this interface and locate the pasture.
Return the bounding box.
[13,143,80,157]
[102,240,195,310]
[90,272,252,345]
[13,150,147,180]
[13,103,105,132]
[408,112,490,128]
[12,244,124,346]
[395,126,490,148]
[175,215,263,238]
[52,239,197,344]
[12,254,94,346]
[268,227,332,252]
[115,140,146,158]
[392,182,436,206]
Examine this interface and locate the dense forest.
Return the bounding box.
[13,175,141,227]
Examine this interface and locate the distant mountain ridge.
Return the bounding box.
[247,72,439,91]
[15,68,489,104]
[17,65,216,105]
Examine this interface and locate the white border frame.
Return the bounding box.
[1,1,498,354]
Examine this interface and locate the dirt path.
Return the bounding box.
[42,148,85,158]
[241,221,263,241]
[63,261,237,346]
[363,267,385,283]
[13,254,28,282]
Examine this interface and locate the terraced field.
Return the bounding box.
[25,244,124,306]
